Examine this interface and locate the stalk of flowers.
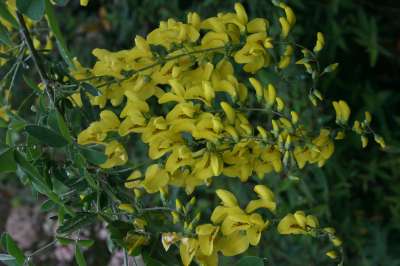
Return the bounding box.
[68,1,384,265]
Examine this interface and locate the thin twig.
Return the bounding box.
[123,249,130,266]
[16,12,55,107]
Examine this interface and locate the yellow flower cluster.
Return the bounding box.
[71,2,383,264]
[161,186,275,265]
[75,1,337,187]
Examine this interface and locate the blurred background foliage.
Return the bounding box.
[1,0,400,265]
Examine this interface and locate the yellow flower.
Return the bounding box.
[278,45,293,69]
[179,238,198,266]
[195,224,219,256]
[279,17,290,38]
[332,100,351,124]
[77,110,120,145]
[247,18,268,33]
[234,3,248,26]
[313,32,325,52]
[80,0,89,6]
[118,203,134,214]
[245,185,276,213]
[161,232,180,252]
[326,250,337,259]
[249,77,263,101]
[124,232,148,255]
[234,33,270,73]
[374,134,386,149]
[220,101,236,124]
[211,188,270,254]
[218,231,249,256]
[280,3,296,26]
[308,129,335,167]
[277,211,319,235]
[0,106,10,122]
[264,84,277,107]
[141,164,169,193]
[124,170,142,189]
[100,141,128,168]
[147,19,199,49]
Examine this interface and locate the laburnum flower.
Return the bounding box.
[125,164,170,193]
[277,211,319,235]
[313,32,325,52]
[195,224,219,256]
[77,110,120,145]
[161,232,180,252]
[234,32,271,73]
[332,100,351,125]
[124,232,148,255]
[141,164,169,193]
[80,0,89,6]
[179,238,198,266]
[147,19,200,49]
[294,129,334,168]
[99,141,128,168]
[0,106,10,122]
[211,187,274,256]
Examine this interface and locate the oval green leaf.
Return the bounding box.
[79,147,107,165]
[25,125,68,147]
[5,234,25,266]
[16,0,45,21]
[0,148,17,173]
[74,245,87,266]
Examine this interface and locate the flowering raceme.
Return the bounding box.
[69,1,386,265]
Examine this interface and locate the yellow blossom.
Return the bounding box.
[332,100,351,124]
[0,106,10,122]
[100,141,128,168]
[80,0,89,6]
[313,32,325,52]
[277,211,319,235]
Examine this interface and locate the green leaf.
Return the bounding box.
[236,256,265,266]
[81,82,101,96]
[14,151,72,215]
[5,234,25,266]
[79,88,96,121]
[52,0,69,6]
[74,245,87,266]
[142,252,166,266]
[0,23,13,47]
[57,212,97,235]
[45,0,73,67]
[0,2,18,28]
[77,239,95,248]
[16,0,45,21]
[0,254,15,261]
[40,199,57,212]
[55,111,72,144]
[25,125,68,147]
[322,63,339,74]
[56,237,75,245]
[0,148,17,173]
[23,75,41,93]
[79,147,107,165]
